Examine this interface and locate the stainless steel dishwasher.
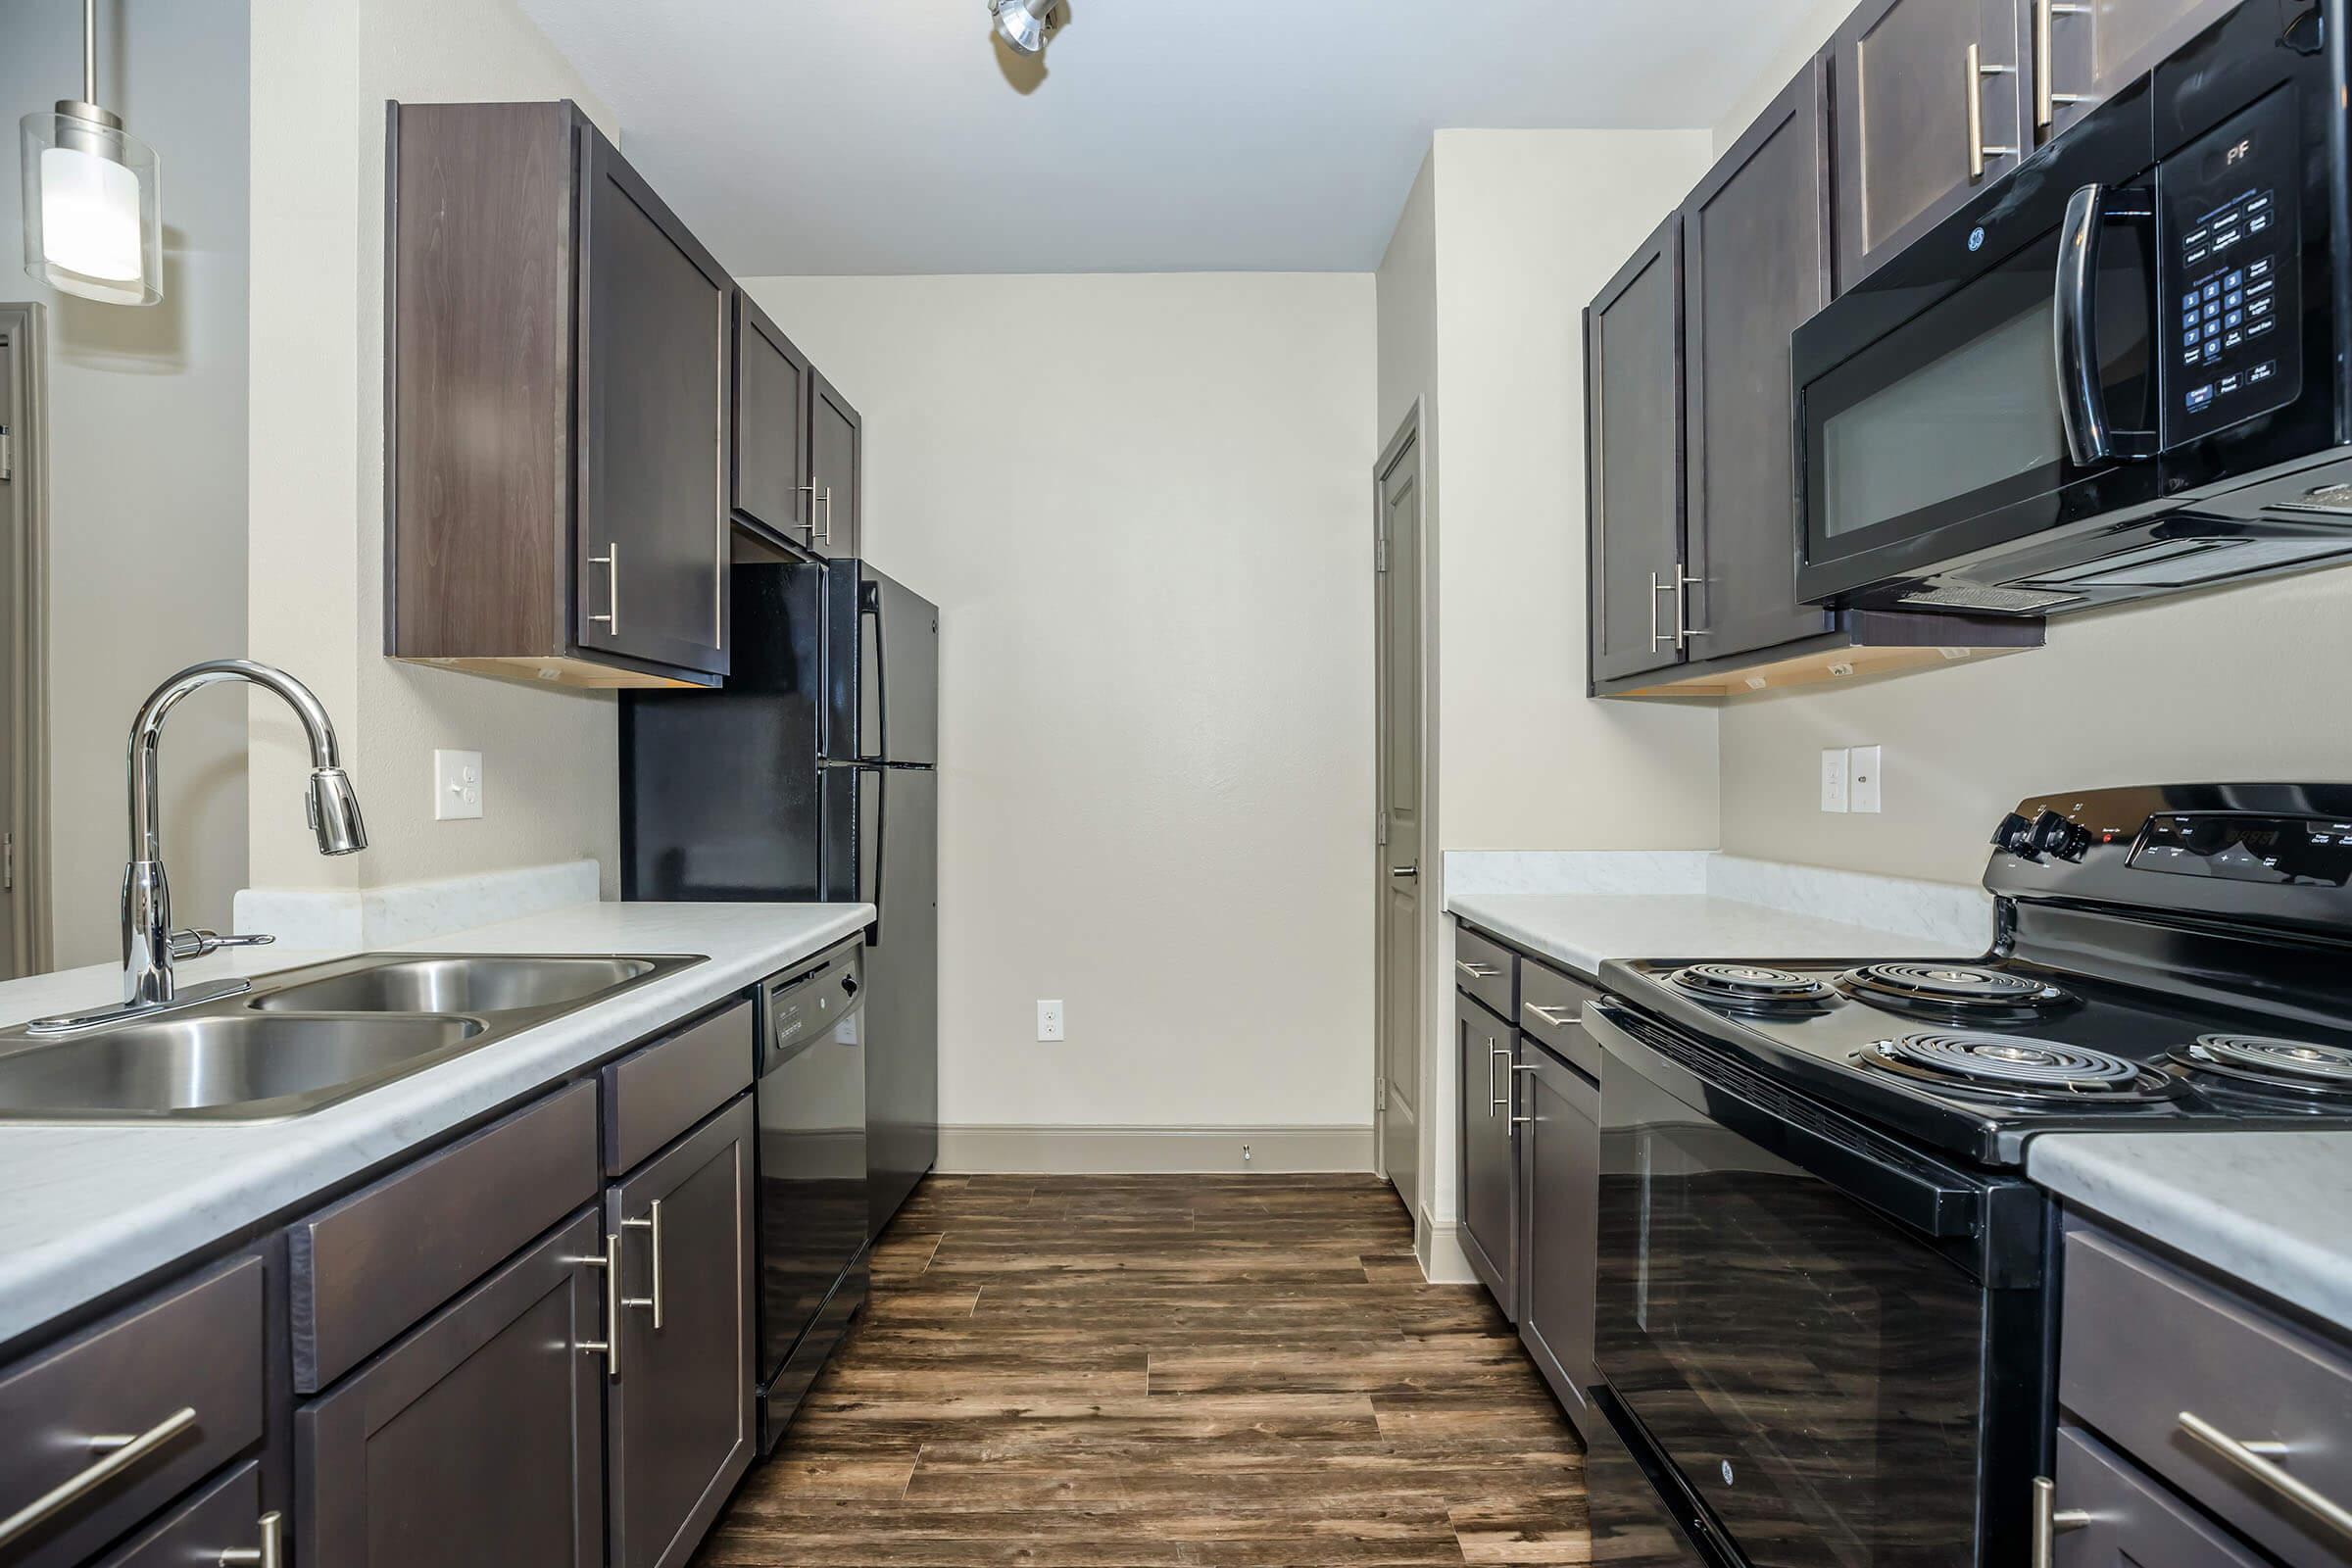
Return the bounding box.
[753,937,869,1451]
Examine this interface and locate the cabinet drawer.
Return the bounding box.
[291,1081,599,1393]
[88,1460,268,1568]
[0,1254,264,1568]
[603,1000,755,1177]
[1453,924,1517,1020]
[1519,962,1602,1081]
[2060,1223,2352,1568]
[2051,1425,2267,1568]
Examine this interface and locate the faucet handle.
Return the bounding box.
[167,929,277,961]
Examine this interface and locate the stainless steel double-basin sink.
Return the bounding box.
[0,953,703,1123]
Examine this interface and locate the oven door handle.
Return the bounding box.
[1585,999,1996,1249]
[2055,182,2159,467]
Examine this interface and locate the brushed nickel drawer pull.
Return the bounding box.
[1456,961,1500,980]
[2179,1411,2352,1542]
[816,487,834,547]
[570,1232,623,1378]
[219,1509,284,1568]
[0,1405,198,1548]
[622,1199,664,1329]
[2034,0,2089,130]
[2030,1477,2090,1568]
[1526,1004,1579,1029]
[589,543,619,633]
[1967,44,2018,180]
[1488,1040,1509,1116]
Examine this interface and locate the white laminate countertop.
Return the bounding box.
[1446,892,1982,980]
[0,900,873,1350]
[2029,1130,2352,1335]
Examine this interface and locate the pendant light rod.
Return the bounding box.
[82,0,96,106]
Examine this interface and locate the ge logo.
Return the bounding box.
[1968,226,1986,253]
[1722,1460,1736,1485]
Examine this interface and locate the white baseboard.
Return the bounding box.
[1417,1213,1478,1285]
[936,1124,1375,1175]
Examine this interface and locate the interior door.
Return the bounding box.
[1588,216,1689,685]
[1373,416,1422,1210]
[578,125,730,679]
[1683,62,1836,662]
[1833,0,2031,289]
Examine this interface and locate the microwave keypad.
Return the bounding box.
[2163,91,2300,441]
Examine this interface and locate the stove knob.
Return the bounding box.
[2030,808,2090,861]
[1991,812,2039,857]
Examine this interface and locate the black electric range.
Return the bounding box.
[1581,783,2352,1568]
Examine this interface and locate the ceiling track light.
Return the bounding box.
[991,0,1059,55]
[20,0,163,306]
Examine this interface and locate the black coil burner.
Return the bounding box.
[2177,1034,2352,1100]
[1667,964,1837,1012]
[1864,1031,2183,1102]
[1838,963,2072,1018]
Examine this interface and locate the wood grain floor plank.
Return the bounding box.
[693,1173,1586,1568]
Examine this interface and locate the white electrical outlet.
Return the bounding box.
[434,750,483,821]
[1037,1000,1064,1042]
[1851,745,1884,813]
[1820,748,1851,813]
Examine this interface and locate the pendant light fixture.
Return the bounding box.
[20,0,163,306]
[990,0,1059,55]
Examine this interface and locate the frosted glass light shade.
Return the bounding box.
[21,110,162,306]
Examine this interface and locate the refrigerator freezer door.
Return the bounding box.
[823,564,938,768]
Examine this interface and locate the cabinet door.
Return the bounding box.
[1683,61,1836,662]
[1833,0,2029,289]
[606,1096,756,1568]
[578,125,730,680]
[808,369,862,561]
[1587,215,1687,687]
[298,1210,606,1568]
[1456,990,1517,1317]
[1518,1045,1600,1430]
[731,293,811,549]
[2035,0,2232,141]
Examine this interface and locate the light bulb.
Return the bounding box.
[39,144,142,281]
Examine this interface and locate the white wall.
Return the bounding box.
[1710,2,2352,888]
[0,0,251,968]
[742,272,1377,1137]
[245,0,621,908]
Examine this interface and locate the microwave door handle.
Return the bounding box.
[2055,183,2113,466]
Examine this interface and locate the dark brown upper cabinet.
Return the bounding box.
[2034,0,2233,142]
[1832,0,2028,291]
[1585,214,1687,688]
[387,100,729,691]
[1682,60,1836,663]
[808,369,863,561]
[731,292,813,554]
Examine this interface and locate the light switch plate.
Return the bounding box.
[1851,745,1884,813]
[1037,1000,1065,1043]
[434,749,484,821]
[1820,748,1851,814]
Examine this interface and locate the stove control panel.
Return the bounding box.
[2162,88,2301,442]
[2129,813,2352,887]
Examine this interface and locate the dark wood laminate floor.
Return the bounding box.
[695,1173,1589,1567]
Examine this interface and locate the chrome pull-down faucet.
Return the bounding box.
[29,660,367,1034]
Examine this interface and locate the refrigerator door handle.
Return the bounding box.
[864,765,887,946]
[863,583,889,766]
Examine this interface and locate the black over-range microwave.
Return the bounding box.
[1794,0,2352,615]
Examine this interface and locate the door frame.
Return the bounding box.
[1371,403,1426,1196]
[0,304,51,979]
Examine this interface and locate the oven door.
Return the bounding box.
[1587,1001,2045,1568]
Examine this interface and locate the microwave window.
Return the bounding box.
[1821,299,2065,539]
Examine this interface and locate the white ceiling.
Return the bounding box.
[518,0,1824,276]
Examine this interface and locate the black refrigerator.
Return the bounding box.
[620,560,939,1241]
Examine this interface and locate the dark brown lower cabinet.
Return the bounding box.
[1456,989,1518,1317]
[297,1208,607,1568]
[1518,1040,1600,1431]
[2051,1425,2267,1568]
[606,1095,758,1568]
[89,1461,267,1568]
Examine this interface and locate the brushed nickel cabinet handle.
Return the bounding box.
[2179,1411,2352,1542]
[570,1232,623,1378]
[1510,1111,1537,1127]
[817,487,834,547]
[1526,1004,1578,1029]
[589,543,619,634]
[2035,0,2089,130]
[1487,1039,1509,1116]
[1674,563,1706,645]
[1967,44,2018,181]
[219,1509,284,1568]
[797,482,818,540]
[2030,1476,2090,1568]
[1648,571,1672,651]
[0,1405,198,1548]
[1456,961,1500,980]
[622,1199,664,1329]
